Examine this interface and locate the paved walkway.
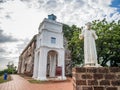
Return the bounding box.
[0,75,73,90]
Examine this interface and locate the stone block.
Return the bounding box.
[81,74,92,79]
[86,68,98,73]
[76,80,87,85]
[88,80,98,85]
[76,86,81,90]
[111,80,120,86]
[98,68,109,73]
[94,87,104,90]
[106,87,117,90]
[105,74,115,79]
[82,87,93,90]
[94,74,103,79]
[110,67,120,73]
[100,80,110,85]
[117,74,120,79]
[76,67,86,73]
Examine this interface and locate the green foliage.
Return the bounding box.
[0,63,17,76]
[0,70,4,76]
[63,19,120,67]
[92,19,120,66]
[0,68,17,76]
[6,62,17,74]
[63,24,84,66]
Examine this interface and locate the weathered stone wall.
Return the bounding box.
[65,49,72,76]
[64,37,72,76]
[18,36,36,76]
[72,67,120,90]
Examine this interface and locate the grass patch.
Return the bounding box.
[19,74,49,84]
[28,78,71,84]
[19,74,32,80]
[19,74,71,84]
[0,75,11,84]
[28,79,49,84]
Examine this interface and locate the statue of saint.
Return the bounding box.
[79,22,100,67]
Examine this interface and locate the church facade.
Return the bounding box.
[18,14,71,80]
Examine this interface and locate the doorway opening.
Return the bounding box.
[46,50,58,77]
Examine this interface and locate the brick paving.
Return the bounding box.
[0,75,73,90]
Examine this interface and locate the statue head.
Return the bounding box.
[85,22,92,30]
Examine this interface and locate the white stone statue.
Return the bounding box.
[79,22,100,67]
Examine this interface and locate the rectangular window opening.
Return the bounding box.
[51,37,56,44]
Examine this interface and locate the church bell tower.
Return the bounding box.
[33,14,66,80]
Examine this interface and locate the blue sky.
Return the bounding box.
[0,0,120,70]
[110,0,120,12]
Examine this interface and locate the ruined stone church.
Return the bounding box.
[18,14,71,80]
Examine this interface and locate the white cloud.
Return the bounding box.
[1,0,119,28]
[0,0,120,70]
[0,0,47,39]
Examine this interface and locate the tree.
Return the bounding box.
[6,61,17,74]
[63,19,120,67]
[63,24,84,66]
[92,19,120,66]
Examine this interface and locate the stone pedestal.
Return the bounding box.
[72,67,120,90]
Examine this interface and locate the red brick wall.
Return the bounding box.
[72,67,120,90]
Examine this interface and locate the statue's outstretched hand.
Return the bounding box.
[79,34,83,40]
